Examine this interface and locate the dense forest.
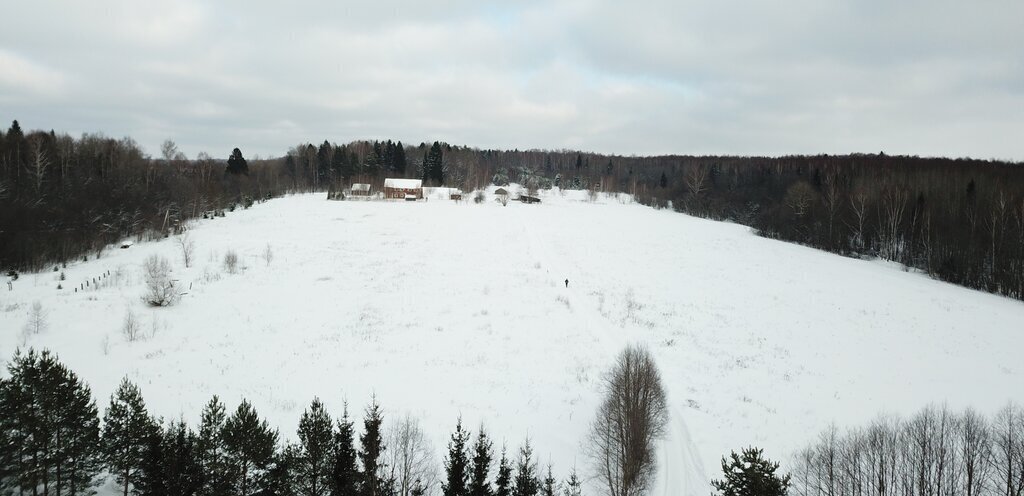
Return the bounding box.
[3,119,1023,299]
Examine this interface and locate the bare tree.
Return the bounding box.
[784,181,816,218]
[262,243,274,267]
[848,189,870,253]
[589,345,669,496]
[177,232,196,268]
[30,137,50,196]
[24,300,48,335]
[122,308,141,342]
[386,414,438,496]
[142,254,178,306]
[880,188,908,261]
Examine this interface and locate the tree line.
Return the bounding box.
[0,346,672,496]
[9,118,1020,300]
[789,403,1024,496]
[0,349,589,496]
[0,120,286,273]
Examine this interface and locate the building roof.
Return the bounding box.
[384,178,422,189]
[351,183,371,192]
[494,188,509,195]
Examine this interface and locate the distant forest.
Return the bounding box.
[2,120,1023,300]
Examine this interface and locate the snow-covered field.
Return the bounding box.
[2,190,1023,495]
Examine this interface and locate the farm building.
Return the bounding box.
[350,183,372,197]
[384,178,423,200]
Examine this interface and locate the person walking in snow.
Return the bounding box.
[565,278,569,288]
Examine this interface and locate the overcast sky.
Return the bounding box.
[1,0,1021,160]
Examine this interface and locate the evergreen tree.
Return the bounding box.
[226,148,249,176]
[163,419,203,496]
[561,468,581,496]
[493,448,513,496]
[199,396,232,496]
[0,349,102,495]
[659,171,667,188]
[135,420,167,496]
[222,400,278,496]
[296,398,334,496]
[711,447,790,496]
[512,440,539,496]
[330,404,360,496]
[442,418,470,496]
[264,442,299,496]
[540,465,556,496]
[103,378,157,496]
[469,426,493,496]
[424,142,444,185]
[331,146,348,183]
[358,399,388,496]
[394,142,407,175]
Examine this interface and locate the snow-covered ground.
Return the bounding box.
[2,189,1023,495]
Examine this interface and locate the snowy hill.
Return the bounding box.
[2,191,1023,495]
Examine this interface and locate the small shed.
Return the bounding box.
[384,178,423,200]
[519,195,541,204]
[350,183,372,197]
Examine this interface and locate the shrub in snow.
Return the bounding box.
[223,250,239,274]
[474,191,485,204]
[142,254,178,306]
[24,301,47,336]
[122,308,141,342]
[262,243,274,266]
[177,232,196,268]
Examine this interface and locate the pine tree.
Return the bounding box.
[513,440,539,496]
[296,398,334,496]
[442,418,470,496]
[163,419,203,496]
[659,171,667,188]
[561,468,581,496]
[331,404,360,496]
[198,396,232,496]
[493,448,513,496]
[0,349,102,495]
[424,142,444,185]
[226,148,249,176]
[468,426,493,496]
[135,420,167,496]
[711,447,791,496]
[540,465,556,496]
[358,399,388,496]
[103,378,157,496]
[265,442,300,496]
[222,400,278,496]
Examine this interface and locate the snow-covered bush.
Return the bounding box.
[142,254,178,306]
[474,191,485,204]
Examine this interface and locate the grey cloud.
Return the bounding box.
[1,0,1021,160]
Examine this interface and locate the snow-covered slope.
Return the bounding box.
[2,191,1022,495]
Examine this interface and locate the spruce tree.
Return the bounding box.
[468,426,493,496]
[512,440,539,496]
[442,418,470,496]
[222,400,278,496]
[711,447,791,496]
[358,399,388,496]
[330,404,359,496]
[540,465,556,496]
[296,398,334,496]
[226,148,249,176]
[103,378,157,496]
[394,142,407,175]
[561,469,581,496]
[265,442,299,496]
[493,448,513,496]
[659,171,668,188]
[198,396,232,496]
